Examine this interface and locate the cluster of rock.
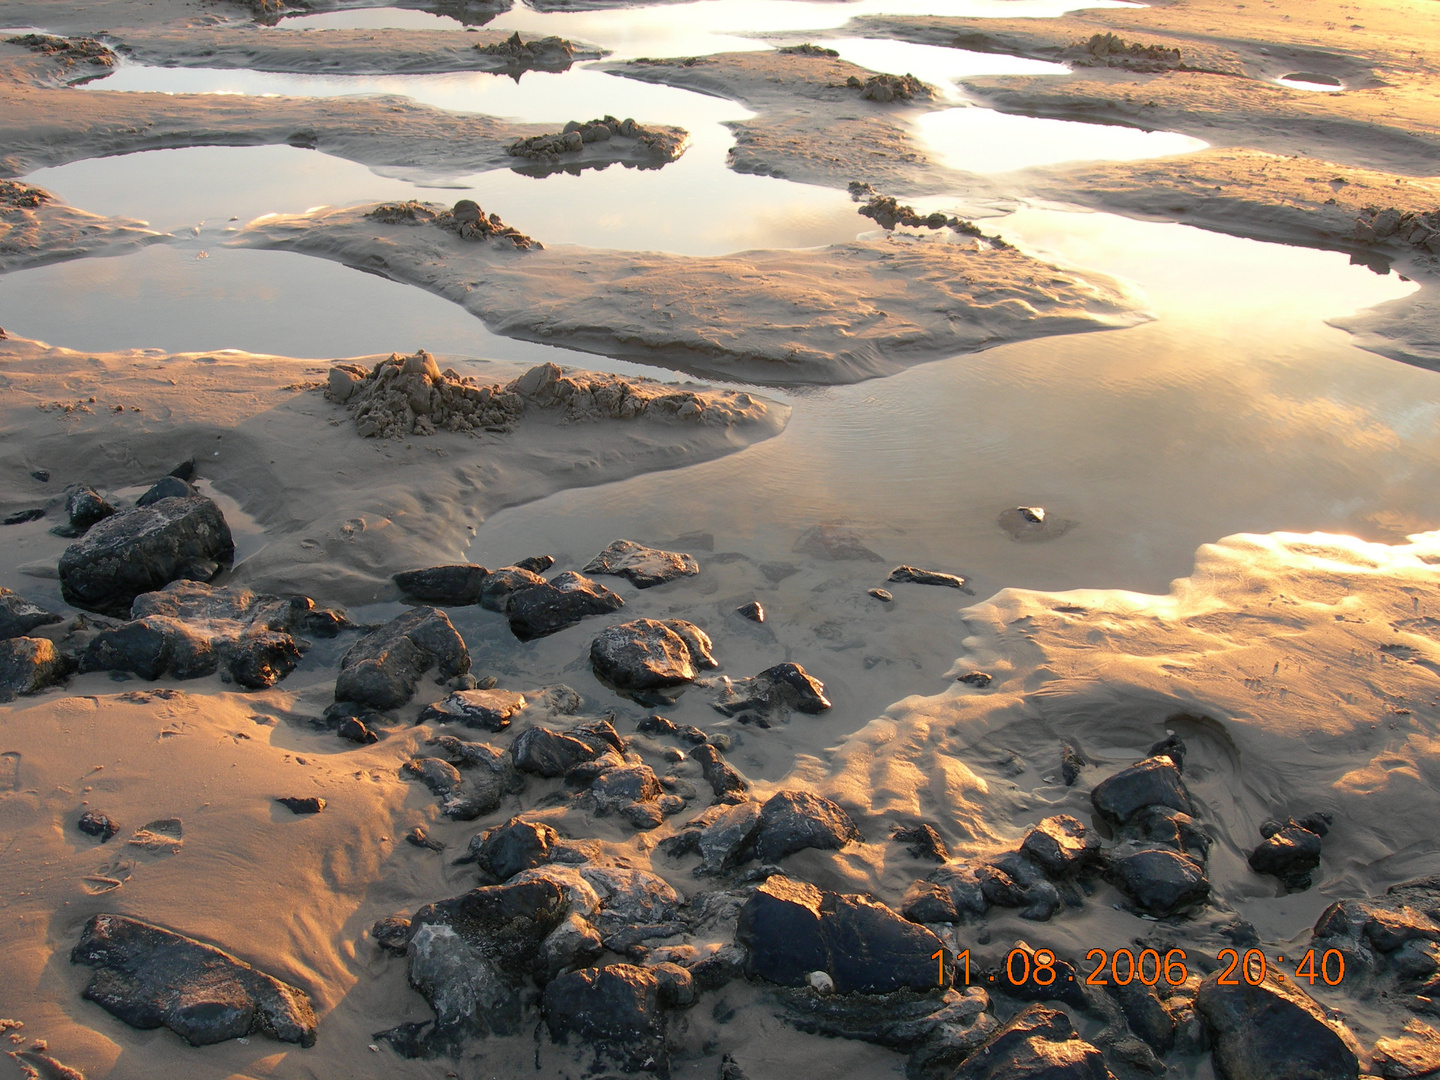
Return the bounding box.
[1247,811,1331,891]
[5,33,115,70]
[507,115,686,163]
[663,790,859,874]
[1063,32,1183,72]
[1309,875,1440,1012]
[474,31,575,71]
[0,179,48,211]
[1353,206,1440,254]
[844,72,930,102]
[366,198,538,248]
[327,353,767,439]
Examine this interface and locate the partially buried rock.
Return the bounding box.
[712,662,830,725]
[78,810,120,842]
[736,601,765,623]
[737,875,941,995]
[794,523,882,562]
[1248,814,1330,892]
[136,475,196,507]
[952,1003,1113,1080]
[690,743,748,799]
[335,607,469,711]
[582,539,699,588]
[505,571,626,641]
[59,484,115,536]
[1107,843,1209,918]
[393,563,490,606]
[418,688,527,731]
[753,790,860,862]
[511,726,600,778]
[0,587,62,640]
[58,495,235,617]
[402,756,501,821]
[888,565,967,590]
[590,618,717,691]
[1020,815,1098,876]
[1091,755,1193,827]
[892,823,951,863]
[1196,966,1360,1080]
[70,914,317,1047]
[0,636,70,701]
[543,963,664,1070]
[276,796,325,815]
[478,566,546,611]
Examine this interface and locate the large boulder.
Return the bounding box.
[473,817,559,880]
[335,607,469,710]
[736,875,942,995]
[952,1004,1114,1080]
[711,662,831,724]
[753,790,860,862]
[543,963,664,1069]
[511,726,600,777]
[407,879,570,983]
[1196,967,1361,1080]
[1091,755,1193,826]
[0,636,70,700]
[70,914,317,1047]
[393,563,490,605]
[58,495,234,617]
[505,571,625,641]
[0,586,62,639]
[590,618,717,690]
[1021,815,1100,876]
[582,539,700,588]
[1107,843,1209,918]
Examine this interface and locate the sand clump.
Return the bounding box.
[844,72,930,103]
[1063,32,1184,73]
[508,114,687,165]
[475,31,574,69]
[5,33,114,75]
[326,351,770,439]
[847,181,988,238]
[366,198,539,249]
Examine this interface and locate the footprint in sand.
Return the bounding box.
[126,818,183,855]
[1,752,19,793]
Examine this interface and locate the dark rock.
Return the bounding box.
[335,607,469,710]
[691,799,762,873]
[0,636,70,700]
[720,1054,749,1080]
[1021,815,1099,876]
[888,565,967,589]
[712,662,831,723]
[3,508,45,525]
[794,524,882,561]
[1148,732,1187,771]
[582,538,699,588]
[592,763,663,807]
[652,961,695,1007]
[474,817,558,880]
[78,810,120,841]
[736,875,942,994]
[30,469,50,482]
[1106,979,1175,1055]
[677,725,709,744]
[1196,967,1360,1080]
[505,571,626,641]
[637,713,678,737]
[58,495,234,617]
[372,915,412,953]
[754,791,859,862]
[513,554,555,574]
[952,1003,1112,1080]
[957,671,992,687]
[70,913,317,1047]
[65,485,115,533]
[0,586,62,640]
[736,600,765,623]
[543,963,664,1068]
[81,617,216,681]
[542,913,605,979]
[276,796,325,815]
[901,880,961,924]
[402,757,502,820]
[406,826,445,852]
[689,945,746,992]
[417,688,527,731]
[1373,1023,1440,1079]
[322,702,383,744]
[925,865,989,920]
[1091,756,1193,826]
[1249,823,1324,890]
[393,563,490,605]
[168,458,197,482]
[691,743,748,799]
[1108,843,1209,917]
[869,588,893,601]
[590,618,717,690]
[1060,742,1087,786]
[977,853,1062,920]
[892,823,951,862]
[478,566,546,612]
[512,726,600,777]
[136,476,196,507]
[1127,804,1211,860]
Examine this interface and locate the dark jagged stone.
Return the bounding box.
[712,662,831,724]
[888,565,967,589]
[276,796,325,815]
[891,823,951,862]
[1108,843,1209,917]
[1127,804,1211,860]
[952,1004,1112,1080]
[1091,756,1193,826]
[506,572,626,641]
[322,701,384,744]
[474,817,558,880]
[478,566,547,612]
[70,914,317,1047]
[0,636,70,700]
[901,880,961,924]
[1148,732,1187,771]
[0,586,62,640]
[691,743,748,799]
[3,508,45,524]
[590,618,717,690]
[393,563,490,605]
[417,688,527,731]
[512,726,600,777]
[637,713,678,737]
[81,617,216,681]
[690,799,762,873]
[543,963,664,1069]
[736,601,765,623]
[1061,742,1087,786]
[78,810,120,841]
[582,538,699,588]
[63,485,115,534]
[924,865,990,921]
[956,671,992,687]
[372,915,411,953]
[1021,815,1099,876]
[513,554,555,574]
[1106,979,1175,1055]
[1196,968,1360,1080]
[58,496,234,617]
[136,476,196,507]
[336,607,469,710]
[1249,823,1324,891]
[402,756,502,820]
[737,875,943,995]
[406,826,445,852]
[754,791,859,862]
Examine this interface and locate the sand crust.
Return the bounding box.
[236,200,1149,385]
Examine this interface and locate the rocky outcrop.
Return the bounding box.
[711,662,831,724]
[590,618,717,691]
[335,607,469,710]
[844,72,931,102]
[367,197,537,248]
[474,31,575,71]
[582,539,700,588]
[58,495,234,617]
[326,350,525,439]
[1353,206,1440,254]
[70,914,317,1047]
[1063,32,1182,72]
[1196,967,1361,1080]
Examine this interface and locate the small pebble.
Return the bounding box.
[868,588,893,602]
[957,671,992,687]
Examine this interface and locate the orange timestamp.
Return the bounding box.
[930,946,1347,988]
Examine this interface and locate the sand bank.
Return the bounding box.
[0,179,166,274]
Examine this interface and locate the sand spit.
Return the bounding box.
[600,50,960,194]
[237,200,1148,385]
[0,335,787,603]
[108,26,600,77]
[854,0,1440,176]
[0,38,678,179]
[0,179,167,275]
